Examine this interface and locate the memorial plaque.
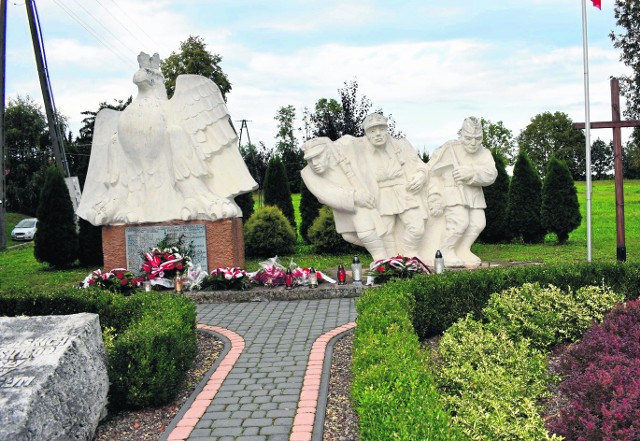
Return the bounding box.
[125,224,208,274]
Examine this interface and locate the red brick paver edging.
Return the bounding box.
[290,322,357,441]
[166,324,245,441]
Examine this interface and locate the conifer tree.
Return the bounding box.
[263,156,296,233]
[479,149,510,243]
[77,218,103,267]
[506,151,546,243]
[235,192,255,220]
[34,166,78,268]
[541,157,582,244]
[299,179,322,243]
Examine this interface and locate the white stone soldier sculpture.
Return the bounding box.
[300,137,388,260]
[425,116,497,266]
[353,113,429,258]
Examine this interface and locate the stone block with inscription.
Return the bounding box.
[0,313,109,441]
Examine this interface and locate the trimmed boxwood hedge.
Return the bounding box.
[0,287,196,410]
[409,262,640,339]
[352,261,640,440]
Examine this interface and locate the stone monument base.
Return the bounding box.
[102,218,245,272]
[0,313,109,441]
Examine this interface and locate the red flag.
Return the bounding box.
[592,0,601,9]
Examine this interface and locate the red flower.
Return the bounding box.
[116,272,124,279]
[377,266,385,273]
[177,264,183,270]
[120,279,128,286]
[88,279,95,285]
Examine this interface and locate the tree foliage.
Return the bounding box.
[71,97,131,189]
[623,129,640,179]
[479,149,511,243]
[4,96,52,215]
[240,142,273,191]
[301,79,403,142]
[263,156,296,232]
[517,111,586,180]
[160,35,231,100]
[541,157,582,244]
[34,166,78,268]
[78,217,103,267]
[590,138,614,180]
[506,151,545,243]
[274,105,305,192]
[299,179,322,243]
[610,1,640,120]
[481,118,516,164]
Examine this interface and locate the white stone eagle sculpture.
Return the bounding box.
[76,52,258,225]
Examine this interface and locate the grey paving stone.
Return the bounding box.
[184,299,356,441]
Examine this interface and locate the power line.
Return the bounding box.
[107,0,156,49]
[51,0,134,68]
[93,0,155,50]
[67,0,138,58]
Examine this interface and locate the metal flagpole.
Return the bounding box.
[581,0,593,262]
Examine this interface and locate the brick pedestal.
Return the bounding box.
[102,218,245,271]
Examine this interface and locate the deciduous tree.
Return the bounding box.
[517,111,585,180]
[481,118,516,164]
[160,35,231,100]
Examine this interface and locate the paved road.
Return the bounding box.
[164,298,356,441]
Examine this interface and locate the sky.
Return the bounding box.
[3,0,633,155]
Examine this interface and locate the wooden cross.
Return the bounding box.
[573,77,640,262]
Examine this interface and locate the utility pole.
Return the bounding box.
[25,0,69,177]
[237,119,252,148]
[0,0,8,249]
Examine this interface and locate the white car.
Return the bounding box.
[11,218,38,241]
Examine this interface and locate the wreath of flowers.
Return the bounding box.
[368,256,431,284]
[201,267,249,291]
[81,268,144,295]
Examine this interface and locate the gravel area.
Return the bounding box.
[93,327,358,440]
[323,331,359,441]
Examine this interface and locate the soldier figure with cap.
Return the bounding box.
[354,113,429,258]
[425,116,497,267]
[300,136,388,260]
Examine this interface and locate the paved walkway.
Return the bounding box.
[161,298,357,441]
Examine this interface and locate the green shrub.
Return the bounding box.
[410,262,640,340]
[0,288,196,410]
[541,156,582,244]
[308,206,357,254]
[436,315,556,441]
[483,283,623,350]
[352,282,463,440]
[34,166,78,268]
[243,205,296,257]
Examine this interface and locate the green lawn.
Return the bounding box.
[474,179,640,264]
[2,179,638,291]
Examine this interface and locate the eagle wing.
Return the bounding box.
[165,74,257,197]
[76,108,124,225]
